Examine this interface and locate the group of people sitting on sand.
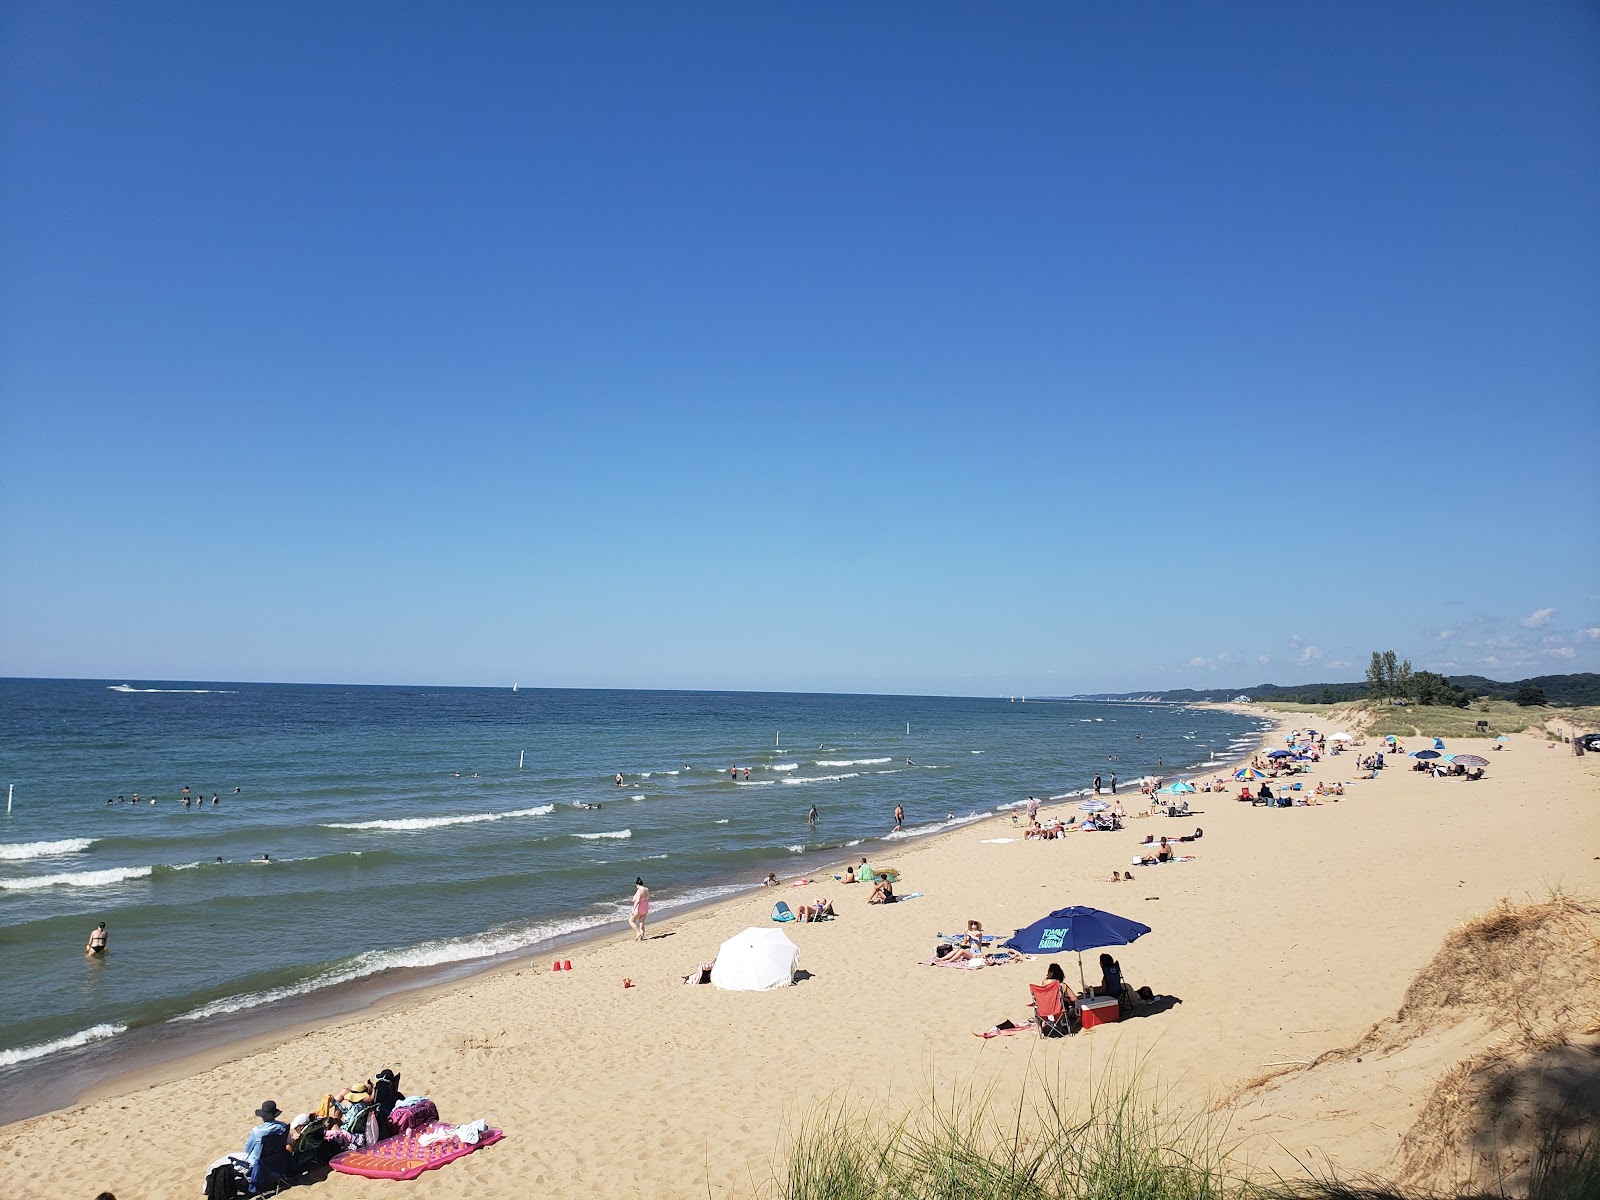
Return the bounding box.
[929,918,1024,968]
[1022,810,1124,840]
[205,1070,464,1197]
[980,955,1160,1037]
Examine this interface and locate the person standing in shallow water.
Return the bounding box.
[1093,773,1102,796]
[893,803,904,831]
[629,877,650,941]
[86,922,108,956]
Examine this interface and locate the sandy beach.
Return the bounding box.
[3,709,1596,1199]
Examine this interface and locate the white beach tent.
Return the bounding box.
[710,927,799,991]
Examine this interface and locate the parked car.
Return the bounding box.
[1578,733,1600,753]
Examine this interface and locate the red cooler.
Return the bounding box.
[1079,996,1120,1029]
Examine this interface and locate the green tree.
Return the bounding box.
[1366,651,1387,700]
[1382,651,1399,698]
[1321,687,1335,705]
[1515,684,1546,707]
[1396,659,1414,702]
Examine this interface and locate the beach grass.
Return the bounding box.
[773,1068,1232,1200]
[1361,700,1538,741]
[769,1066,1600,1200]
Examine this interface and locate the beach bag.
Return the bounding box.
[771,901,795,922]
[373,1067,402,1127]
[344,1099,379,1147]
[203,1158,248,1200]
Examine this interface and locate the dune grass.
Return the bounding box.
[767,1069,1600,1200]
[775,1070,1229,1200]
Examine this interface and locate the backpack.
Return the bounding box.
[203,1160,248,1200]
[373,1068,402,1128]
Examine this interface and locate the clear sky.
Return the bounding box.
[2,2,1597,695]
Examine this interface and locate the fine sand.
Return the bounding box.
[2,711,1597,1199]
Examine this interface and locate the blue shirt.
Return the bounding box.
[244,1120,288,1171]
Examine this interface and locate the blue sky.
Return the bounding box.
[2,2,1597,694]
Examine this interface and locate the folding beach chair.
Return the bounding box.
[1029,983,1075,1038]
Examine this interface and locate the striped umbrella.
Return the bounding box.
[1453,754,1489,768]
[1234,767,1269,782]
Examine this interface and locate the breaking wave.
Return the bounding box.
[0,838,96,862]
[321,804,554,832]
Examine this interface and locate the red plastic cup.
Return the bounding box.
[551,959,562,971]
[562,959,572,971]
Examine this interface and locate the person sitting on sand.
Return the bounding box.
[868,877,895,904]
[760,872,779,887]
[1314,781,1326,797]
[796,898,834,922]
[962,918,985,949]
[933,942,979,965]
[853,857,873,883]
[1038,962,1080,1029]
[1096,952,1126,1003]
[1258,783,1274,803]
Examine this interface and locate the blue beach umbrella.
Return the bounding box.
[1266,749,1293,759]
[1159,781,1196,795]
[1411,750,1441,760]
[1005,905,1152,990]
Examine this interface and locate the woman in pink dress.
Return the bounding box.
[629,877,650,941]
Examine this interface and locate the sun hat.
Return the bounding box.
[254,1101,282,1120]
[290,1113,311,1131]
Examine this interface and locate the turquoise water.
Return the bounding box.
[0,680,1264,1078]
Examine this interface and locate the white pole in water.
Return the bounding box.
[6,784,11,814]
[906,722,910,736]
[775,730,779,748]
[519,750,525,770]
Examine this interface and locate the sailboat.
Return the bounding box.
[512,683,519,692]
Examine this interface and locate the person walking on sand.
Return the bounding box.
[629,877,650,941]
[86,921,108,956]
[893,803,905,831]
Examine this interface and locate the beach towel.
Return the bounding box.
[1128,855,1197,867]
[388,1098,439,1133]
[329,1121,503,1180]
[973,1020,1034,1039]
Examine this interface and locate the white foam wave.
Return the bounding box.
[815,758,890,767]
[107,685,236,693]
[714,819,729,824]
[786,844,805,853]
[0,865,153,891]
[734,779,777,787]
[782,773,859,786]
[172,913,620,1023]
[0,1023,127,1067]
[572,829,631,840]
[321,804,554,832]
[770,763,799,772]
[0,838,96,861]
[883,812,986,841]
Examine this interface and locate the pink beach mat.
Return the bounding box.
[329,1122,504,1180]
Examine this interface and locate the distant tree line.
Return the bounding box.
[1070,672,1600,707]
